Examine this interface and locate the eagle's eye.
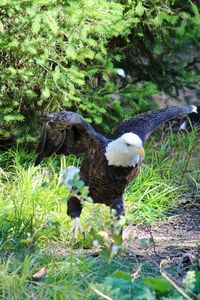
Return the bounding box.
[126,143,132,147]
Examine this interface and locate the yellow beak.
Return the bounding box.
[134,146,145,159]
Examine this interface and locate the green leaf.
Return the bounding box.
[154,13,164,26]
[77,180,84,190]
[32,15,41,34]
[0,239,15,250]
[194,272,200,293]
[135,2,145,16]
[7,67,17,75]
[4,114,25,122]
[191,3,199,17]
[44,13,59,35]
[112,270,131,281]
[52,66,61,81]
[0,20,4,33]
[94,115,102,124]
[145,276,172,293]
[176,19,187,36]
[183,271,196,292]
[42,87,50,98]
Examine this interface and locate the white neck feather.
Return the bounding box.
[105,139,140,167]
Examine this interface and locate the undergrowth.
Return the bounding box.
[0,128,200,299]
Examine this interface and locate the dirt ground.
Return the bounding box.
[58,197,200,280]
[123,198,200,277]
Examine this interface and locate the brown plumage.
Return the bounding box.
[35,105,196,229]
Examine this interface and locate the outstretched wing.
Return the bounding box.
[179,105,200,130]
[35,111,100,166]
[114,105,197,142]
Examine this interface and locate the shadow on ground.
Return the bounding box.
[123,198,200,278]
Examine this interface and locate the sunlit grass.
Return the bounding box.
[0,128,200,299]
[126,164,179,224]
[0,252,138,300]
[1,129,200,248]
[0,166,69,248]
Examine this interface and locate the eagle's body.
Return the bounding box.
[61,132,141,219]
[35,105,197,234]
[81,143,137,204]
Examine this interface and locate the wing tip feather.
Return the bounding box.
[191,105,198,114]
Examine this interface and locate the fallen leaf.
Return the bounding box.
[32,267,48,279]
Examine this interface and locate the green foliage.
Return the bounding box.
[124,126,200,225]
[0,0,156,143]
[119,0,200,94]
[1,0,200,143]
[0,254,199,300]
[63,172,92,203]
[1,128,199,249]
[0,129,200,298]
[93,270,200,299]
[126,163,178,224]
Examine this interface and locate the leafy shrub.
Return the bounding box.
[0,1,199,144]
[93,270,200,300]
[117,1,200,94]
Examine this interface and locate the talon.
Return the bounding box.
[68,217,85,239]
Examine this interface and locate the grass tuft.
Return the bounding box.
[0,128,200,299]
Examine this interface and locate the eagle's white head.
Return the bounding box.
[105,132,145,167]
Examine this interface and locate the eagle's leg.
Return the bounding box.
[67,196,84,238]
[110,196,125,235]
[111,195,125,218]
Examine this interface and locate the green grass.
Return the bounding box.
[0,128,200,299]
[0,251,142,299]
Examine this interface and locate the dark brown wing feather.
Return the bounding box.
[114,105,196,142]
[35,111,99,166]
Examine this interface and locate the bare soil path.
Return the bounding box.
[123,198,200,277]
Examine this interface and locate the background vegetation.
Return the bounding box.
[1,0,200,299]
[0,0,200,143]
[0,129,200,299]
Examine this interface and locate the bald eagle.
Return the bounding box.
[35,105,196,235]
